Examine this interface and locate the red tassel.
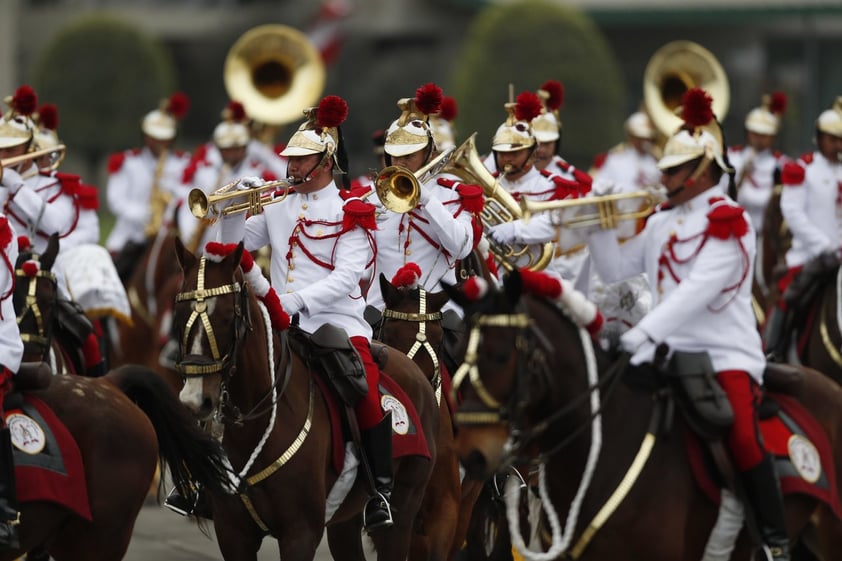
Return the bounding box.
[781,162,805,186]
[514,91,543,122]
[37,103,59,130]
[204,241,239,259]
[456,184,484,213]
[342,199,377,231]
[463,277,488,301]
[392,262,422,288]
[17,235,31,252]
[415,83,443,116]
[706,205,749,240]
[485,254,499,280]
[439,96,458,122]
[167,92,190,120]
[519,269,562,299]
[21,261,38,277]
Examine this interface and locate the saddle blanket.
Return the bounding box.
[315,373,431,474]
[6,395,91,521]
[686,392,842,519]
[54,243,131,325]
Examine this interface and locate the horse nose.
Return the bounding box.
[461,449,489,480]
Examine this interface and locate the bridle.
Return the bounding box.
[381,287,444,402]
[15,256,57,358]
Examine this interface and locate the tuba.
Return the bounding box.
[441,134,553,272]
[224,24,326,140]
[643,41,730,141]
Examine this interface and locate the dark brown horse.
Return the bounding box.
[14,235,78,376]
[0,363,231,561]
[376,274,484,561]
[171,239,438,561]
[443,270,842,560]
[112,229,183,392]
[754,186,790,329]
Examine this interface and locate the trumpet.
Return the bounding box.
[374,146,456,213]
[1,145,67,181]
[520,190,661,230]
[189,178,291,219]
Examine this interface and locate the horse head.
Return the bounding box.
[173,237,252,421]
[14,234,60,361]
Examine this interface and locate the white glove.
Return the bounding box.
[239,176,265,190]
[1,168,25,195]
[488,221,518,245]
[619,326,653,354]
[591,178,616,197]
[279,292,305,316]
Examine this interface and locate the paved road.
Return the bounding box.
[123,501,339,561]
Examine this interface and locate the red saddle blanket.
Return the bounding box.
[686,392,842,519]
[314,374,431,474]
[6,395,91,521]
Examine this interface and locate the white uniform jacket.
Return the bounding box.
[779,152,842,268]
[365,173,477,313]
[588,193,766,382]
[105,147,191,252]
[221,181,375,339]
[719,146,787,233]
[0,216,22,372]
[593,144,662,195]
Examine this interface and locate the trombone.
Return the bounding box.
[520,190,661,230]
[189,178,291,219]
[1,145,67,181]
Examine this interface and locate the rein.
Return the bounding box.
[819,266,842,367]
[15,260,57,354]
[382,287,444,402]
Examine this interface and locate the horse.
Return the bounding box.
[443,269,842,561]
[112,228,183,392]
[171,238,439,561]
[376,273,484,561]
[0,361,231,561]
[14,234,79,376]
[754,186,790,329]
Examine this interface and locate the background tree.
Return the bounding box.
[450,0,625,168]
[32,14,178,168]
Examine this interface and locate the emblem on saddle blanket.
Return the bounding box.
[687,393,842,519]
[4,396,92,521]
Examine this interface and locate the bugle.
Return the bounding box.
[189,178,291,219]
[374,146,456,213]
[0,145,67,181]
[520,190,661,230]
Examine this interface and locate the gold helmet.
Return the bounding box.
[429,95,458,152]
[0,85,37,149]
[492,91,543,152]
[745,92,787,136]
[531,80,564,143]
[817,96,842,137]
[384,83,443,157]
[141,92,190,141]
[281,94,348,171]
[658,88,732,172]
[213,100,251,149]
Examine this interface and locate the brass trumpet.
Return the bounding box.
[374,146,456,213]
[520,190,661,230]
[1,145,67,181]
[189,178,291,219]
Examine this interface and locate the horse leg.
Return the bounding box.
[327,516,367,561]
[371,457,433,561]
[802,504,842,560]
[450,478,483,559]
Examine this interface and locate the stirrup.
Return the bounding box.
[760,544,790,561]
[0,515,20,551]
[363,492,393,534]
[164,487,195,517]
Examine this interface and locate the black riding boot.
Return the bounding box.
[164,482,213,519]
[0,428,20,551]
[742,456,790,561]
[361,412,394,534]
[763,307,790,363]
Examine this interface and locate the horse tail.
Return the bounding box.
[103,364,232,496]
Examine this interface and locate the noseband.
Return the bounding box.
[15,260,57,356]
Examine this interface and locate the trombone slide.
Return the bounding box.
[520,191,660,231]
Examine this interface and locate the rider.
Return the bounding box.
[218,95,395,534]
[0,214,22,550]
[587,88,790,561]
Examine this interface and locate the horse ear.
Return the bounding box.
[174,236,196,272]
[379,273,398,306]
[441,281,468,310]
[427,289,449,312]
[503,269,522,307]
[40,233,59,271]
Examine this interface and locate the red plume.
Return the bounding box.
[12,85,37,116]
[415,83,443,116]
[226,101,247,122]
[16,235,31,252]
[37,103,59,130]
[439,96,458,122]
[681,88,714,129]
[317,95,348,129]
[391,262,422,288]
[769,92,788,115]
[514,91,543,122]
[540,80,564,111]
[167,92,190,120]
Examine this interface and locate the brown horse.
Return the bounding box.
[754,186,790,328]
[171,239,438,561]
[0,363,231,561]
[443,270,842,560]
[376,274,484,561]
[14,235,78,376]
[112,229,183,392]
